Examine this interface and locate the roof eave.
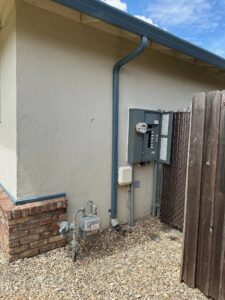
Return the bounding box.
[52,0,225,71]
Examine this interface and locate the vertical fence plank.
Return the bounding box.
[220,251,225,300]
[182,93,206,287]
[218,91,225,300]
[209,91,225,299]
[196,91,221,296]
[219,224,225,300]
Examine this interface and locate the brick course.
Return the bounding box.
[0,192,68,262]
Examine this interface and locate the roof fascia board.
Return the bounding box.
[52,0,225,70]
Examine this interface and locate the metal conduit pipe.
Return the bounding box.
[110,36,149,230]
[72,208,85,261]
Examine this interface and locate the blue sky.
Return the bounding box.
[101,0,225,58]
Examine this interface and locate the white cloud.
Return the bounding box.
[100,0,127,11]
[134,15,158,27]
[146,0,219,31]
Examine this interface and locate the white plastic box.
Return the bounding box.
[118,166,132,186]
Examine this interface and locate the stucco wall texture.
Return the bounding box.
[1,0,224,227]
[0,7,17,197]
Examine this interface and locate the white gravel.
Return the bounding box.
[0,217,206,299]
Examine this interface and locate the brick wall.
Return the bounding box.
[0,192,68,262]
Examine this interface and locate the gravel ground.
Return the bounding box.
[0,217,206,300]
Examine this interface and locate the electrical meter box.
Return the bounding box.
[128,109,173,164]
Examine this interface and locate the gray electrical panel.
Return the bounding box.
[128,109,174,165]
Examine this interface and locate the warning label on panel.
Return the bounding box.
[160,137,168,161]
[161,114,170,136]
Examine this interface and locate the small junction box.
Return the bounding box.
[118,166,132,186]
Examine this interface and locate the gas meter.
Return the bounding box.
[79,215,100,241]
[58,200,101,261]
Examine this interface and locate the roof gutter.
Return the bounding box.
[110,36,149,230]
[52,0,225,70]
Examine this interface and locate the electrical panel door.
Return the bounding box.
[128,109,173,164]
[158,112,174,164]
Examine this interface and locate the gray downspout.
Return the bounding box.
[111,36,149,229]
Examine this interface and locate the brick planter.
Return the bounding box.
[0,192,68,262]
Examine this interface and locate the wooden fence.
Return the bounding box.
[182,91,225,300]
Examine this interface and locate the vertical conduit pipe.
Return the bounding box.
[111,36,149,229]
[129,166,135,226]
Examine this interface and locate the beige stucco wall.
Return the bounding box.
[0,7,17,196]
[15,1,224,227]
